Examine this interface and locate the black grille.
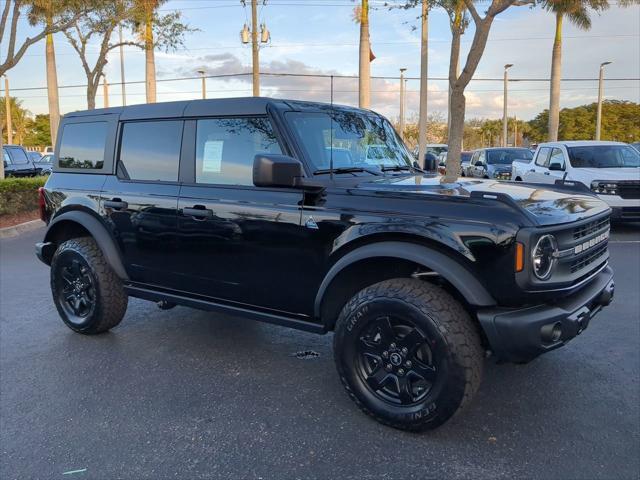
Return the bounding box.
[617,181,640,200]
[573,217,610,240]
[571,243,608,273]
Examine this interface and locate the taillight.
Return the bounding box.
[38,187,47,222]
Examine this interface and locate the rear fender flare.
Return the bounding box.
[314,241,496,318]
[44,210,129,280]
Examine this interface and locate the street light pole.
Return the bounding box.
[4,76,12,144]
[251,0,259,97]
[503,63,513,147]
[118,23,126,106]
[198,70,206,99]
[596,61,611,141]
[399,68,407,141]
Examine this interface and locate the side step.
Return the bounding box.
[124,285,327,334]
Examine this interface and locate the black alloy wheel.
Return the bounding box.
[54,254,96,324]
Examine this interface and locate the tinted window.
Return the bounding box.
[195,117,281,185]
[286,111,413,171]
[119,121,182,181]
[59,122,107,169]
[3,149,11,164]
[568,145,640,168]
[6,147,29,164]
[535,147,552,167]
[486,148,533,164]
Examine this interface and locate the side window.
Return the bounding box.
[118,120,183,182]
[195,117,281,186]
[478,151,486,163]
[535,147,551,167]
[6,147,29,164]
[58,122,108,169]
[470,152,478,165]
[3,150,12,164]
[549,148,565,169]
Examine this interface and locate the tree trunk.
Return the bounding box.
[444,87,465,183]
[358,0,370,109]
[145,12,157,104]
[87,82,97,110]
[548,12,563,142]
[417,0,429,168]
[46,4,61,148]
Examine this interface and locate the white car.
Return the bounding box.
[512,141,640,222]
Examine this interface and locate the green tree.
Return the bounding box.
[1,97,31,144]
[24,114,52,147]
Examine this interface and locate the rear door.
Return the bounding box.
[101,120,183,289]
[175,116,308,314]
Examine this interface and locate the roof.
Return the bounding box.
[62,96,372,121]
[538,140,627,147]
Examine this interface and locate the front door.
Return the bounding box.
[176,116,309,315]
[101,119,184,289]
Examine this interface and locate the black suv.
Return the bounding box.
[36,98,615,431]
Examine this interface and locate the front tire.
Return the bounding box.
[51,237,128,334]
[333,278,483,431]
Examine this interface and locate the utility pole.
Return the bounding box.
[417,0,429,168]
[358,0,371,109]
[251,0,259,96]
[4,76,12,144]
[45,0,60,148]
[514,114,518,147]
[198,70,206,99]
[399,68,406,140]
[102,75,109,108]
[118,23,126,106]
[596,61,611,141]
[503,63,513,147]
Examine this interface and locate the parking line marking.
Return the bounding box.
[62,469,87,475]
[609,241,640,244]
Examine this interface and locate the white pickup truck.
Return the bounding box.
[512,141,640,222]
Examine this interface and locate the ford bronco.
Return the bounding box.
[36,98,615,431]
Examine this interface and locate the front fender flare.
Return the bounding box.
[314,241,496,318]
[43,210,129,280]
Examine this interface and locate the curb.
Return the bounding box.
[0,219,44,239]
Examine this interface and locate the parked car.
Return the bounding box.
[459,151,472,176]
[466,147,533,179]
[2,145,38,177]
[413,144,448,165]
[33,153,54,175]
[512,141,640,222]
[36,98,614,432]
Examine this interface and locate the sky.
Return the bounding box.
[2,0,639,122]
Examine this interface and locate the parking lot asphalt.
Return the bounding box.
[1,225,639,480]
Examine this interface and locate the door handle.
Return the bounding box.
[182,206,213,219]
[543,172,550,175]
[528,169,536,173]
[104,198,128,210]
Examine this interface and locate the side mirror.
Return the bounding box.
[476,160,485,168]
[548,162,564,171]
[253,154,305,188]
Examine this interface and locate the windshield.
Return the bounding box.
[486,149,533,165]
[568,145,640,168]
[427,146,447,155]
[286,110,413,172]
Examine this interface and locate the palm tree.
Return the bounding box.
[355,0,371,109]
[133,0,163,104]
[544,0,609,141]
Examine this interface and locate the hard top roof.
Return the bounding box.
[63,97,376,121]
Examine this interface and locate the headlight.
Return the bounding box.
[591,181,618,195]
[532,234,558,280]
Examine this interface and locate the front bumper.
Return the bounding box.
[477,265,614,363]
[610,206,640,222]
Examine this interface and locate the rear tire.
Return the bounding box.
[51,237,128,334]
[333,278,483,431]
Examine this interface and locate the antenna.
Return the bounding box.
[330,75,334,180]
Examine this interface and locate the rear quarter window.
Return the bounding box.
[58,122,108,169]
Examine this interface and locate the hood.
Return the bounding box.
[570,167,640,181]
[356,175,610,226]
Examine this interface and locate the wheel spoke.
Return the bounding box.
[360,336,384,357]
[399,327,426,353]
[410,362,437,382]
[374,316,395,340]
[366,365,390,390]
[61,267,74,284]
[396,376,413,404]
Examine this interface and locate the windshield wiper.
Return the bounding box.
[314,166,382,176]
[381,164,425,174]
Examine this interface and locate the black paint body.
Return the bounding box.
[37,98,615,362]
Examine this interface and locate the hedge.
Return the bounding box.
[0,176,47,216]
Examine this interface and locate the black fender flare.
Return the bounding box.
[314,241,496,318]
[44,210,129,280]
